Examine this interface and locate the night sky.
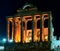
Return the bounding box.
[0,0,60,39]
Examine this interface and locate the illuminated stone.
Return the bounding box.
[6,3,54,51]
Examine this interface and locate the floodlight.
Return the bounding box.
[8,39,13,43]
[2,38,6,43]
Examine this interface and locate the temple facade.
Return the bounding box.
[5,3,54,51]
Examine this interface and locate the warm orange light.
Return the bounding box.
[15,33,20,43]
[14,18,21,43]
[26,30,32,43]
[7,15,49,43]
[44,36,48,41]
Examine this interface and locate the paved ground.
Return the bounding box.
[0,46,4,51]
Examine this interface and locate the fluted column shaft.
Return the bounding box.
[12,21,14,40]
[14,18,20,43]
[42,15,44,41]
[8,21,10,41]
[34,17,37,42]
[40,15,44,42]
[24,20,27,42]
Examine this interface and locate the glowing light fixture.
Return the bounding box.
[8,39,13,43]
[2,38,7,43]
[44,36,48,41]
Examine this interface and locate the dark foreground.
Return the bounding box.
[4,48,50,51]
[4,42,51,51]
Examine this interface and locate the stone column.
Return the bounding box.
[8,18,13,41]
[18,20,20,42]
[14,18,18,43]
[24,20,27,43]
[7,21,10,41]
[12,21,14,41]
[40,14,44,42]
[19,21,21,42]
[42,14,44,41]
[14,17,20,43]
[34,17,37,42]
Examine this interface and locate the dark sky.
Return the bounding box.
[0,0,60,39]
